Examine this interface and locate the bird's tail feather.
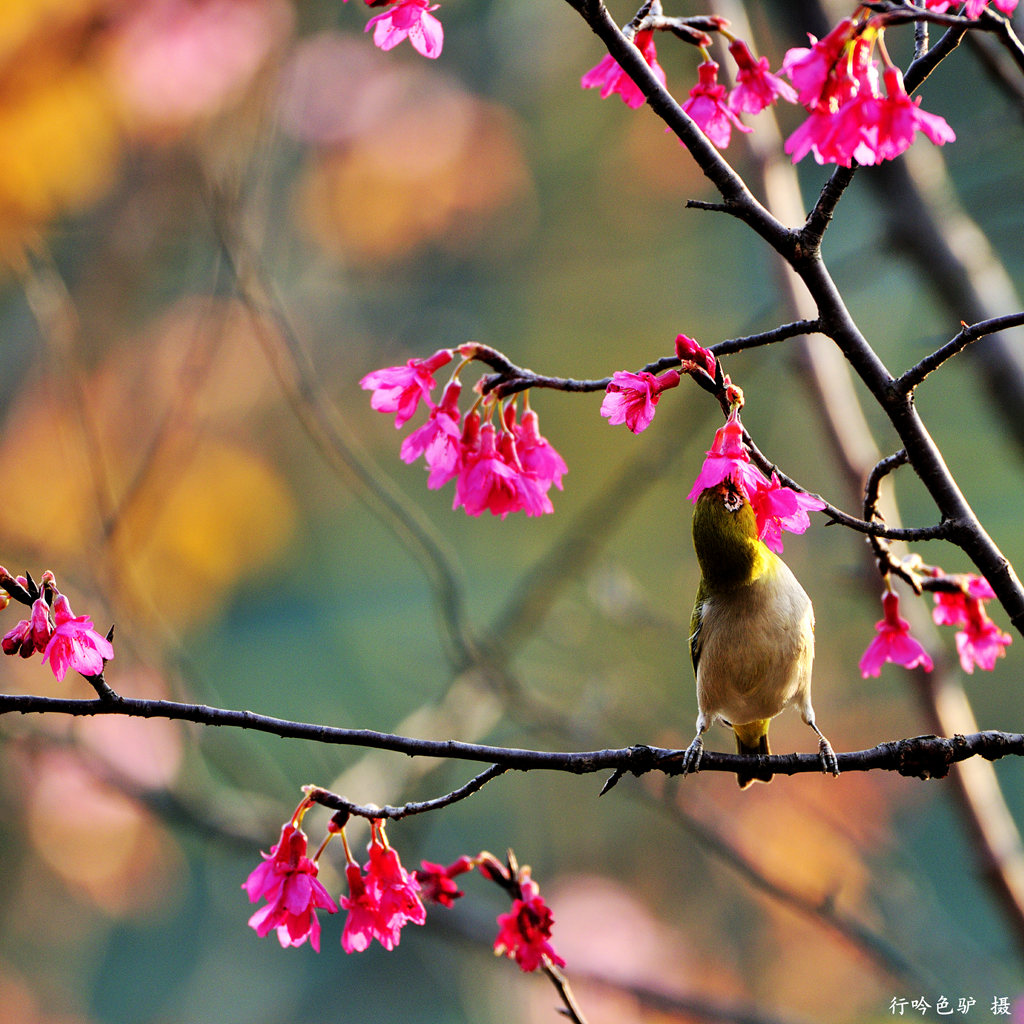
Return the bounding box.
[733,722,772,789]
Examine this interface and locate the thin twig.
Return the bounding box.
[305,765,509,821]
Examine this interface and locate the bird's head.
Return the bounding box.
[691,480,768,588]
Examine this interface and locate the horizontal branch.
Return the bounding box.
[1,691,1021,783]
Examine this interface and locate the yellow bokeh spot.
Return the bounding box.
[109,438,295,623]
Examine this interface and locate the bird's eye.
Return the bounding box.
[722,486,743,513]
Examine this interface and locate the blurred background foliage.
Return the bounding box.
[1,0,1024,1022]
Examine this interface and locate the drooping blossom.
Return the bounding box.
[859,590,934,678]
[243,820,338,952]
[601,369,681,434]
[511,407,567,493]
[497,428,554,517]
[365,0,444,59]
[932,576,1011,673]
[580,29,666,109]
[748,472,826,554]
[863,66,955,164]
[727,39,797,114]
[415,855,475,907]
[401,378,463,488]
[783,23,954,167]
[675,333,717,379]
[681,61,752,149]
[453,419,524,518]
[493,871,566,973]
[782,18,856,108]
[2,597,53,658]
[686,407,769,501]
[925,0,1017,15]
[41,593,115,682]
[360,348,453,428]
[340,822,426,952]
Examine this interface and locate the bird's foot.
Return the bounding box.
[681,736,704,777]
[818,737,840,778]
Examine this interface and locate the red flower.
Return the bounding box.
[580,29,666,109]
[453,420,522,517]
[340,822,426,953]
[932,577,1011,673]
[748,472,826,554]
[511,407,567,494]
[686,408,769,502]
[360,348,453,428]
[365,0,444,59]
[415,855,474,907]
[727,39,797,114]
[681,61,752,149]
[600,369,680,434]
[243,821,338,952]
[2,597,52,658]
[401,378,463,489]
[493,872,565,973]
[675,333,716,380]
[41,593,114,682]
[781,18,856,108]
[859,590,934,678]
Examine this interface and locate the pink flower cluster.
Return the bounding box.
[244,812,565,971]
[0,569,114,683]
[581,31,793,149]
[686,407,825,554]
[361,346,567,518]
[346,0,443,58]
[782,22,955,167]
[932,575,1012,674]
[340,821,427,952]
[922,0,1017,16]
[859,573,1012,679]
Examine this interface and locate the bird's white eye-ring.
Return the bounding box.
[722,486,743,513]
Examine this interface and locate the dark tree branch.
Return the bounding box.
[897,312,1024,392]
[2,691,1023,782]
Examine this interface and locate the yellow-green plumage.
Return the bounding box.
[685,480,836,788]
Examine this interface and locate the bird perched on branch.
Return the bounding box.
[682,478,839,788]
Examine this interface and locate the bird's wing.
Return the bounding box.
[689,579,707,675]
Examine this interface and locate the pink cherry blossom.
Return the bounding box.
[748,472,826,554]
[401,379,463,488]
[360,348,453,428]
[681,61,752,149]
[453,420,521,517]
[675,333,716,379]
[727,39,797,114]
[600,369,681,434]
[859,590,934,678]
[340,824,426,952]
[781,18,856,108]
[243,821,338,952]
[365,0,444,59]
[415,855,474,907]
[687,408,770,502]
[512,407,567,493]
[497,429,554,517]
[580,29,666,109]
[41,593,114,682]
[865,67,955,164]
[493,872,565,973]
[931,578,1011,673]
[2,597,53,658]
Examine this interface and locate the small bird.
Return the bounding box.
[682,479,839,787]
